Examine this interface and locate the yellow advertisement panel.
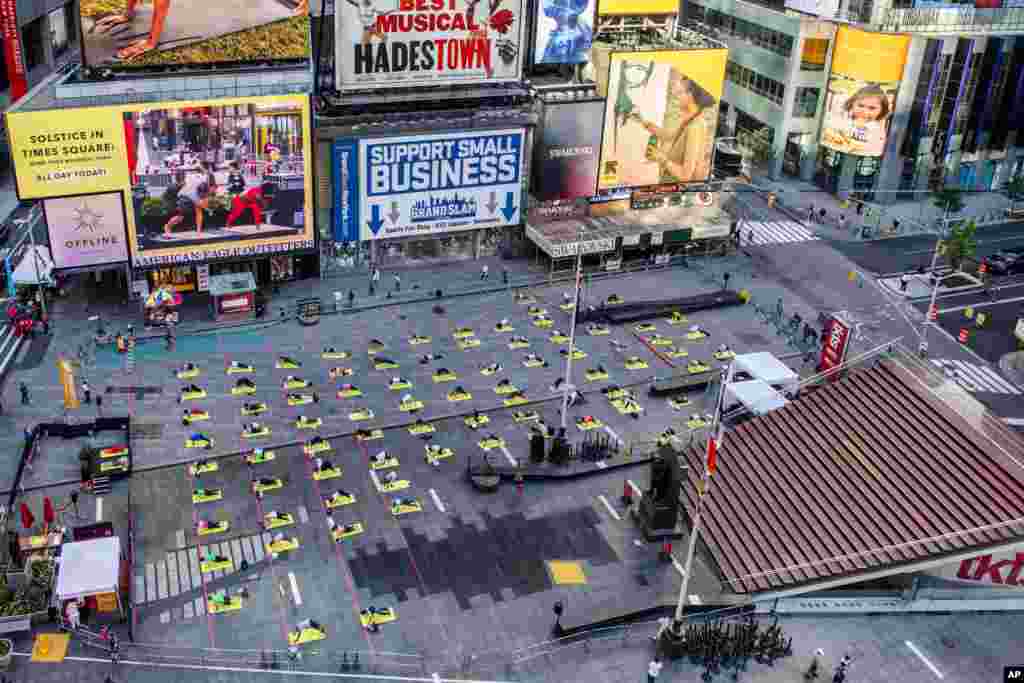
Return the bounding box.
[58,358,79,410]
[598,48,727,191]
[7,95,315,268]
[599,0,677,14]
[820,27,910,158]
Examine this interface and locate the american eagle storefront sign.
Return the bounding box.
[333,129,524,241]
[335,0,525,90]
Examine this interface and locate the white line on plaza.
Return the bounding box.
[432,673,442,683]
[429,489,446,513]
[96,497,103,521]
[10,652,517,682]
[498,444,517,466]
[689,594,702,605]
[603,425,623,445]
[369,471,382,491]
[905,641,944,679]
[288,572,302,607]
[671,555,686,577]
[938,295,1024,314]
[596,495,621,521]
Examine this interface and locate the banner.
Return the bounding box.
[597,0,676,13]
[79,0,309,69]
[58,358,80,410]
[598,48,727,191]
[333,129,524,241]
[820,27,910,158]
[533,0,595,65]
[818,314,851,380]
[7,95,315,268]
[335,0,526,91]
[0,0,27,101]
[926,551,1024,587]
[43,192,130,270]
[533,99,603,201]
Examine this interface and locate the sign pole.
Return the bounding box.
[919,204,948,354]
[559,227,584,431]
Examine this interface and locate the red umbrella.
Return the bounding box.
[43,498,54,526]
[19,503,34,531]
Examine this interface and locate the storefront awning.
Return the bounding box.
[55,537,121,601]
[208,272,257,298]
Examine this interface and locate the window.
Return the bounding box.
[725,60,786,105]
[697,7,794,58]
[49,6,69,57]
[22,17,46,71]
[793,87,820,118]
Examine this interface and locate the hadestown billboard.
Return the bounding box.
[333,129,525,241]
[334,0,526,90]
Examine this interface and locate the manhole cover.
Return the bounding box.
[132,422,165,440]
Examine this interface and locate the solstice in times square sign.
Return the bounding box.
[335,0,526,91]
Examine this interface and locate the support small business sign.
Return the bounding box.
[333,129,525,242]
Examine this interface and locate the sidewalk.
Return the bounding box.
[746,173,1018,242]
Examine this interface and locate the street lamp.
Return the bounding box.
[559,225,585,431]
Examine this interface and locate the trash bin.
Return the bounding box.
[767,193,776,208]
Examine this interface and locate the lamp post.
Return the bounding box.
[919,202,952,356]
[559,226,585,431]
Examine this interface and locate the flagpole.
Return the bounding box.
[672,362,732,633]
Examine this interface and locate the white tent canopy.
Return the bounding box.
[732,352,799,396]
[725,379,789,416]
[11,245,55,286]
[55,537,121,602]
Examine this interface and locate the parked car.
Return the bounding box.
[984,251,1024,275]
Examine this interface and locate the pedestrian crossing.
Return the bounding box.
[744,221,820,246]
[931,359,1023,395]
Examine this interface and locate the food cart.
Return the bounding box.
[54,537,125,624]
[208,272,257,322]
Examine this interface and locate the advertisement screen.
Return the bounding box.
[598,48,727,191]
[532,98,603,201]
[333,128,525,242]
[335,0,525,91]
[79,0,309,68]
[43,192,130,270]
[533,0,595,65]
[7,95,314,268]
[820,27,910,158]
[598,0,676,13]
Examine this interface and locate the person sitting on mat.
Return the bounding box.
[497,378,511,387]
[309,436,326,446]
[326,514,338,531]
[255,477,277,487]
[330,489,352,502]
[182,362,196,371]
[230,360,249,369]
[295,619,325,635]
[383,471,398,484]
[251,447,266,460]
[190,433,209,443]
[183,384,202,394]
[209,590,229,606]
[436,367,452,376]
[245,422,264,433]
[484,362,502,373]
[314,457,335,472]
[236,377,255,387]
[373,450,391,464]
[452,385,468,396]
[717,343,731,353]
[204,549,228,563]
[279,354,300,365]
[243,401,263,412]
[324,346,339,354]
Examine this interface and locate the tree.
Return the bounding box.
[736,126,775,167]
[943,219,977,271]
[932,186,965,216]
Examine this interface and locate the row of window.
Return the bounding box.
[688,5,795,58]
[726,60,786,106]
[16,3,76,76]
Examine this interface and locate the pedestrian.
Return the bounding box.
[746,229,754,246]
[66,598,81,630]
[807,204,816,223]
[502,268,509,284]
[918,339,929,359]
[856,202,864,216]
[82,381,92,404]
[393,273,401,292]
[723,272,731,290]
[480,264,489,281]
[899,274,909,292]
[647,656,662,683]
[96,394,104,416]
[348,290,355,307]
[19,382,30,405]
[371,267,380,285]
[838,215,847,232]
[893,218,901,233]
[819,208,827,223]
[42,318,49,335]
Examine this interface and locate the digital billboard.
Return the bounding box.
[79,0,309,68]
[533,0,595,65]
[819,27,910,158]
[598,48,727,191]
[333,129,525,242]
[532,98,603,201]
[43,192,130,270]
[7,95,315,268]
[335,0,526,91]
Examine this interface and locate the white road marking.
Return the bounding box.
[938,294,1024,314]
[689,594,702,605]
[671,555,686,577]
[369,471,382,491]
[498,444,518,466]
[905,640,944,679]
[433,674,442,683]
[596,495,621,521]
[931,358,1023,394]
[745,220,819,246]
[175,529,186,548]
[288,571,302,607]
[96,497,103,521]
[603,425,623,445]
[429,489,446,513]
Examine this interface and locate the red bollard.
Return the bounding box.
[659,541,673,563]
[621,480,632,506]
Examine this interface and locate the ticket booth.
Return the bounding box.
[208,272,257,322]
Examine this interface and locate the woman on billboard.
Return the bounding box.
[630,71,717,184]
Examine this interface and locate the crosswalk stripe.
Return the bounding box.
[745,221,819,246]
[931,359,1022,394]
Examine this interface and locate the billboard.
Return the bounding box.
[43,192,131,270]
[335,0,525,91]
[598,48,727,191]
[820,27,910,158]
[818,313,851,381]
[533,0,595,65]
[333,129,525,242]
[0,0,27,101]
[7,95,315,268]
[598,0,675,13]
[532,98,604,201]
[79,0,309,68]
[926,551,1024,587]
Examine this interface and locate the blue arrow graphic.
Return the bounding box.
[367,204,384,236]
[500,192,518,222]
